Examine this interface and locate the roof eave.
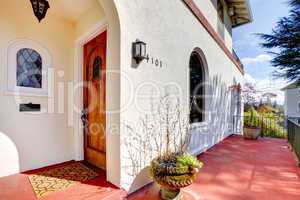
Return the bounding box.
[230,0,253,28]
[245,0,253,22]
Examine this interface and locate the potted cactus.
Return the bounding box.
[150,153,203,200]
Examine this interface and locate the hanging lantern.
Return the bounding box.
[30,0,50,22]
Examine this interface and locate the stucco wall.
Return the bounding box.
[194,0,233,51]
[194,0,218,31]
[223,1,233,51]
[0,0,75,175]
[0,0,121,187]
[113,0,243,192]
[75,3,106,38]
[285,89,300,118]
[0,0,242,192]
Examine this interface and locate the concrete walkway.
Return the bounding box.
[129,135,300,200]
[1,135,300,200]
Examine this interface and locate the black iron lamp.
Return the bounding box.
[132,40,147,64]
[30,0,50,22]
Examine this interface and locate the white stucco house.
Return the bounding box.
[0,0,252,193]
[282,81,300,119]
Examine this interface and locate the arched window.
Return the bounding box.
[190,51,206,123]
[17,48,42,88]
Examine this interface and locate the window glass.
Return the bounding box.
[190,53,205,123]
[17,48,42,88]
[92,56,102,81]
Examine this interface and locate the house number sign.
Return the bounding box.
[146,55,163,68]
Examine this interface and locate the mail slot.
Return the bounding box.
[19,103,41,112]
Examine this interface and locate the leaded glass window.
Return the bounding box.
[92,56,102,81]
[17,48,42,88]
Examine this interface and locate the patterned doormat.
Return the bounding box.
[28,162,99,198]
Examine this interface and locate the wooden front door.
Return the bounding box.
[83,31,107,170]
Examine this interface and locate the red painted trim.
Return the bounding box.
[182,0,245,75]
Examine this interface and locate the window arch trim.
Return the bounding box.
[189,47,209,124]
[5,39,52,96]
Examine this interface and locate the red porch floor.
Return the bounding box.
[1,135,300,200]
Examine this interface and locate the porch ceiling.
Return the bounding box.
[225,0,253,27]
[47,0,100,23]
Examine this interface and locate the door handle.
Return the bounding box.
[81,109,88,127]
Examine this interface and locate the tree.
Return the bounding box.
[259,0,300,82]
[243,82,257,111]
[262,92,277,106]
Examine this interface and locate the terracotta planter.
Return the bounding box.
[243,127,261,140]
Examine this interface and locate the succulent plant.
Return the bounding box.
[177,154,203,169]
[150,153,203,190]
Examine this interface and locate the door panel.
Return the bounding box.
[83,31,107,170]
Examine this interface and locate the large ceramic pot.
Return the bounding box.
[243,127,261,140]
[150,157,200,200]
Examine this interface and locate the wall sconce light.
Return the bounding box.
[132,39,147,64]
[30,0,50,22]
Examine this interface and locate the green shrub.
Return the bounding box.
[244,107,287,139]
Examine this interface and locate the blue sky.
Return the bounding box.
[233,0,290,104]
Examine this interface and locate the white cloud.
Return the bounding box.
[242,54,272,66]
[245,73,256,84]
[244,73,288,105]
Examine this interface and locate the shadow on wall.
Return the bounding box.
[121,75,239,193]
[231,78,243,134]
[0,131,20,177]
[189,75,236,155]
[121,119,155,193]
[121,95,190,193]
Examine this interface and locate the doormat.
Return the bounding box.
[28,162,99,198]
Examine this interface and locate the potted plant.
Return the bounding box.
[124,96,204,200]
[244,107,261,140]
[146,97,203,200]
[150,153,203,200]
